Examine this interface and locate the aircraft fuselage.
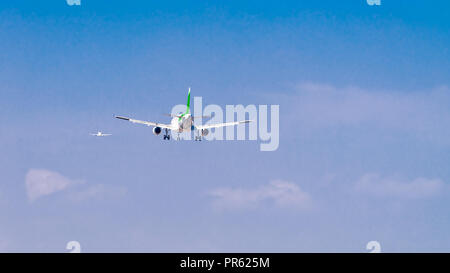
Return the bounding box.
[171,114,193,133]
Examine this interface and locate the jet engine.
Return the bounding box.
[201,129,209,136]
[153,127,162,135]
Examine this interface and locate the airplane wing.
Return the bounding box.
[115,116,173,129]
[102,134,112,136]
[195,120,252,130]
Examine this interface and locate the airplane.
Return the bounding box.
[115,88,252,141]
[90,131,112,137]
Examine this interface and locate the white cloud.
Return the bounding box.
[24,169,126,203]
[355,173,444,199]
[25,169,80,202]
[209,180,311,210]
[69,184,127,202]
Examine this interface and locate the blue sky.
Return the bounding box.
[0,0,449,252]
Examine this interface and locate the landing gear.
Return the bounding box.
[195,130,202,141]
[163,128,171,140]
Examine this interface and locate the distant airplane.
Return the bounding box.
[115,88,251,141]
[90,131,112,137]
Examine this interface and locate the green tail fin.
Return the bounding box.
[186,87,191,112]
[179,87,191,121]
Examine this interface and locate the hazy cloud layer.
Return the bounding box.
[69,184,127,202]
[25,169,79,202]
[0,239,8,252]
[288,83,450,143]
[24,169,126,203]
[209,180,311,210]
[355,173,444,199]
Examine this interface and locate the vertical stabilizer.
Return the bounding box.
[179,87,191,121]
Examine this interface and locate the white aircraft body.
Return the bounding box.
[90,131,112,137]
[115,88,251,140]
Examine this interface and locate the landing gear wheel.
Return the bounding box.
[163,128,170,140]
